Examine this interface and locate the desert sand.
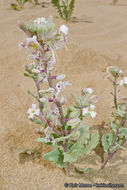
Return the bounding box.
[0,0,127,189]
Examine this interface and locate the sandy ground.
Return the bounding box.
[1,0,127,189]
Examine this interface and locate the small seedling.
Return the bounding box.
[51,0,75,22]
[112,0,118,5]
[11,0,39,10]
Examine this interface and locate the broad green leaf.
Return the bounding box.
[63,149,83,163]
[70,130,80,140]
[67,118,80,128]
[69,109,80,118]
[72,93,82,107]
[84,131,99,154]
[102,134,109,152]
[108,131,114,147]
[119,128,127,138]
[43,148,66,168]
[75,167,92,173]
[108,121,117,132]
[70,125,90,152]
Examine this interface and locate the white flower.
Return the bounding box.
[55,81,71,98]
[59,25,68,34]
[34,17,47,24]
[83,88,93,94]
[82,104,97,118]
[119,77,127,86]
[56,74,66,80]
[26,35,42,51]
[27,104,40,119]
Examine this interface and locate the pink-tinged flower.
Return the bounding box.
[55,81,71,97]
[26,35,43,51]
[27,104,40,119]
[82,104,97,118]
[18,42,25,50]
[47,57,56,71]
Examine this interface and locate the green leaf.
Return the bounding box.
[67,118,80,128]
[84,131,99,154]
[102,134,109,152]
[108,131,114,147]
[72,93,82,107]
[108,121,117,132]
[119,128,127,138]
[24,73,37,79]
[69,125,90,152]
[115,143,126,151]
[69,0,75,18]
[36,137,45,143]
[55,134,72,143]
[43,148,66,168]
[51,0,64,19]
[69,109,80,118]
[28,90,41,102]
[75,167,92,173]
[63,149,83,163]
[30,118,43,125]
[11,3,20,10]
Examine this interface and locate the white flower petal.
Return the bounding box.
[82,108,89,115]
[27,108,32,114]
[35,109,40,116]
[59,25,68,34]
[119,80,123,86]
[28,113,34,119]
[56,74,66,80]
[90,111,97,118]
[32,104,37,110]
[90,104,95,110]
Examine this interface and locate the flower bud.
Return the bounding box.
[56,74,66,80]
[107,66,123,78]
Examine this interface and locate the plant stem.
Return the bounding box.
[34,79,43,112]
[101,117,126,169]
[64,139,71,176]
[101,137,127,169]
[114,77,118,110]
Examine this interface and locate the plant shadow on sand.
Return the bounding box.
[70,146,127,188]
[71,16,93,23]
